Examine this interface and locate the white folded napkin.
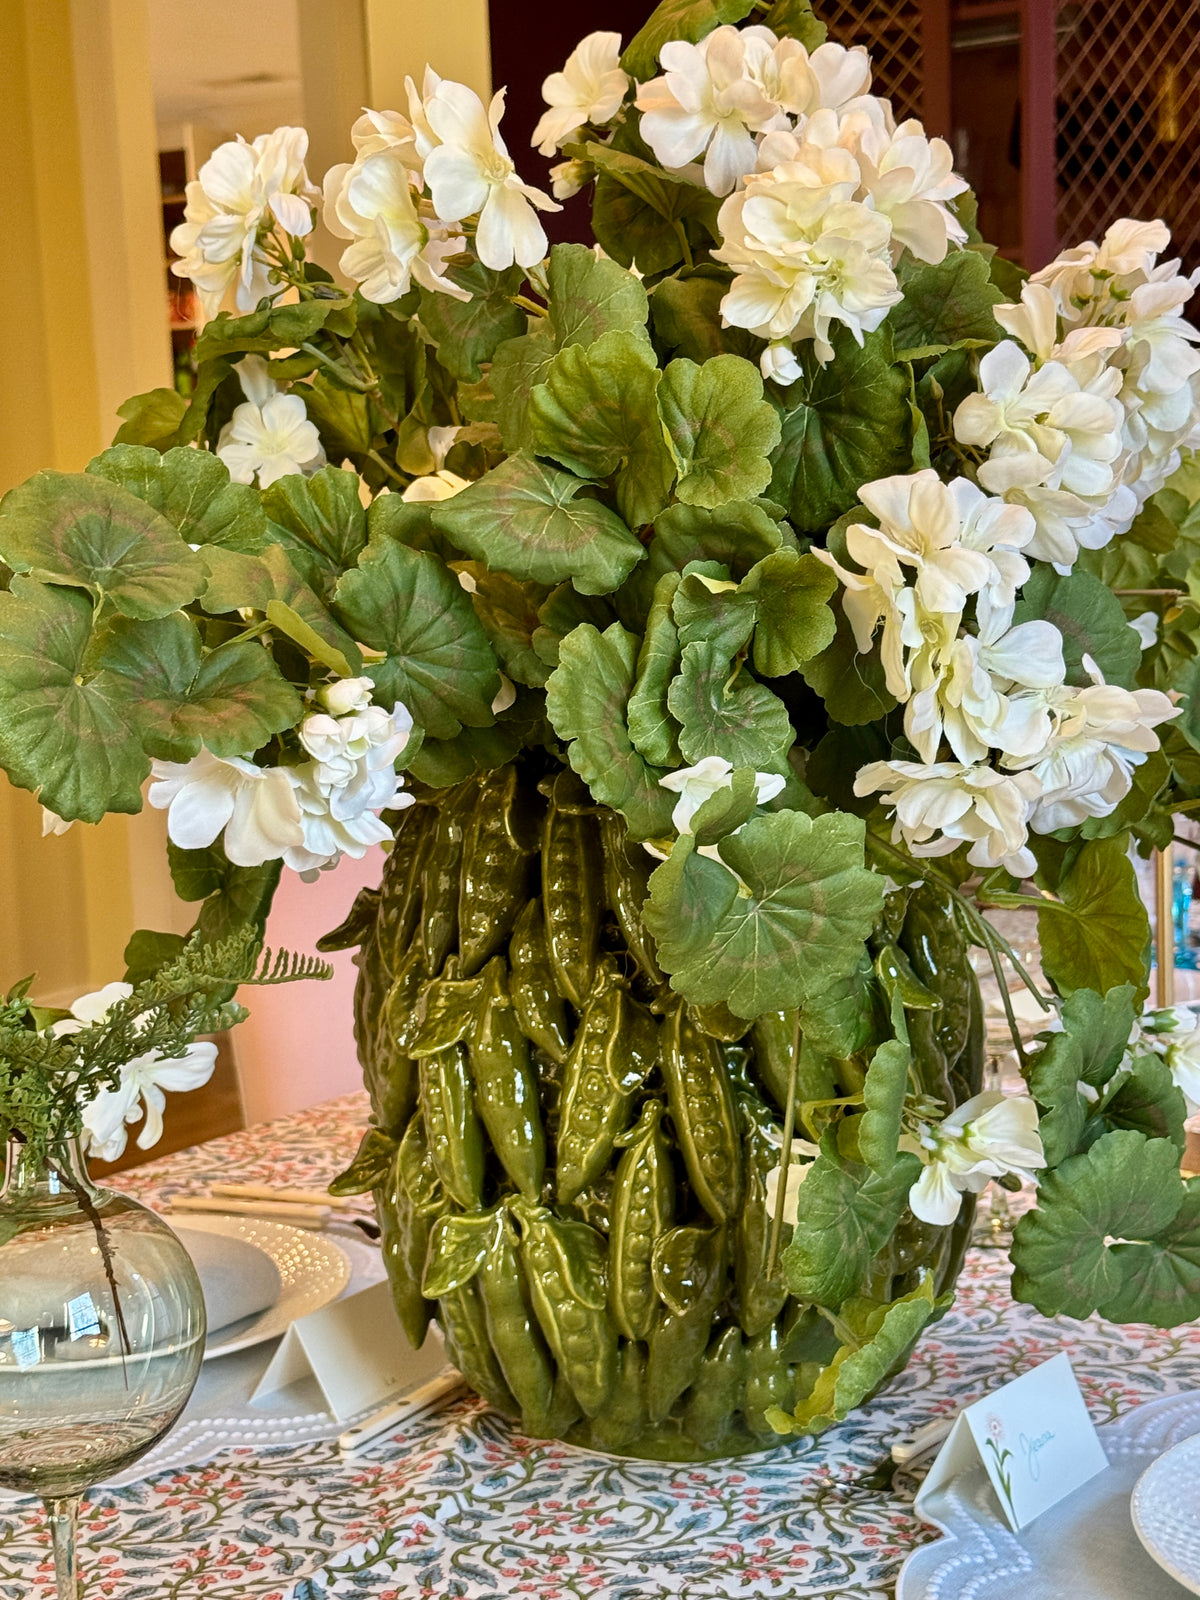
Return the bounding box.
[174,1227,282,1336]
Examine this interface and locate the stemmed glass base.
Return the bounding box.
[46,1498,81,1600]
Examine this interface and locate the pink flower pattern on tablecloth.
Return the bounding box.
[3,1091,1200,1600]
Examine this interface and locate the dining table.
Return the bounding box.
[4,1086,1200,1600]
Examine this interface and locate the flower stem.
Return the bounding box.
[512,294,548,318]
[672,219,694,269]
[367,449,407,489]
[765,1010,801,1280]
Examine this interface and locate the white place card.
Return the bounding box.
[917,1352,1109,1532]
[251,1278,451,1421]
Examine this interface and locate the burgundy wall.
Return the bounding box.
[488,0,656,243]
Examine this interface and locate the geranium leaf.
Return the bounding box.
[459,563,551,688]
[168,838,282,944]
[668,641,792,771]
[191,297,355,362]
[417,260,526,383]
[198,543,362,674]
[99,613,303,761]
[671,565,755,653]
[0,471,203,619]
[547,242,650,350]
[627,572,684,768]
[113,387,188,450]
[743,548,838,676]
[431,452,645,596]
[802,605,897,724]
[1101,1053,1187,1153]
[1011,566,1141,688]
[0,577,149,821]
[87,444,271,552]
[781,1137,922,1307]
[889,248,1005,358]
[780,1277,937,1435]
[859,1032,911,1175]
[261,466,369,593]
[650,274,760,365]
[644,809,885,1018]
[1037,834,1150,997]
[588,144,722,277]
[648,499,788,581]
[407,688,545,788]
[528,330,676,526]
[621,0,757,80]
[688,765,759,845]
[1025,984,1136,1166]
[531,584,617,670]
[544,621,675,839]
[489,330,557,451]
[1011,1129,1200,1325]
[769,326,913,535]
[759,0,826,47]
[658,354,781,508]
[333,540,499,738]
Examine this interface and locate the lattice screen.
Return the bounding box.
[816,0,927,126]
[1055,0,1200,265]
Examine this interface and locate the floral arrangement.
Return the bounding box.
[5,0,1200,1435]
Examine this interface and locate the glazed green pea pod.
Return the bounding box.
[748,1009,798,1111]
[646,1224,726,1423]
[608,1101,674,1341]
[687,1001,745,1043]
[588,1340,648,1453]
[950,957,985,1108]
[469,959,545,1202]
[542,795,603,1008]
[477,1211,559,1436]
[397,1108,444,1215]
[509,898,572,1066]
[376,806,434,974]
[661,1002,743,1225]
[329,1125,397,1197]
[517,1205,617,1418]
[743,1323,795,1440]
[438,1279,519,1417]
[317,885,380,953]
[899,883,974,1073]
[599,811,663,984]
[421,783,474,973]
[351,932,387,1084]
[682,1324,746,1452]
[458,766,536,977]
[735,1123,788,1339]
[419,1043,485,1210]
[556,977,659,1203]
[407,961,484,1057]
[369,945,429,1132]
[374,1144,438,1348]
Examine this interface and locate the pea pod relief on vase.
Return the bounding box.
[5,0,1200,1461]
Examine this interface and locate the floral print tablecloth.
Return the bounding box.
[3,1091,1199,1600]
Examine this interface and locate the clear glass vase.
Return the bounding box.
[0,1134,206,1598]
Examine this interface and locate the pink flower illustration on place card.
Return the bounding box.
[984,1413,1016,1517]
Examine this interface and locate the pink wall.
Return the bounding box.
[234,850,383,1125]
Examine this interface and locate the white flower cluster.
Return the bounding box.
[216,356,325,489]
[170,128,320,317]
[955,220,1200,570]
[817,469,1177,874]
[52,983,218,1164]
[173,80,559,317]
[531,31,630,199]
[629,25,965,371]
[902,1090,1043,1226]
[148,679,414,879]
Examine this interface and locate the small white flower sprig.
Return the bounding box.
[147,678,415,881]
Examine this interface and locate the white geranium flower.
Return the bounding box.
[768,39,872,118]
[50,983,135,1037]
[1136,1007,1200,1114]
[851,117,967,264]
[148,750,305,867]
[715,166,900,363]
[1130,611,1159,650]
[904,1090,1044,1226]
[81,1041,219,1163]
[532,32,629,155]
[636,26,787,197]
[659,755,786,834]
[1030,218,1173,322]
[349,106,423,172]
[319,677,375,717]
[323,148,468,305]
[549,158,591,200]
[169,127,318,316]
[1006,660,1178,833]
[419,79,559,270]
[285,700,415,874]
[216,356,325,488]
[763,1137,822,1225]
[40,806,74,837]
[854,758,1039,877]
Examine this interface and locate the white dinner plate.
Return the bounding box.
[167,1212,351,1359]
[1131,1430,1200,1595]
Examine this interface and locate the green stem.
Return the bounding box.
[299,342,374,391]
[512,294,548,318]
[672,218,694,269]
[765,1011,801,1280]
[368,448,407,489]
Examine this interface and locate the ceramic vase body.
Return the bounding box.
[336,757,982,1459]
